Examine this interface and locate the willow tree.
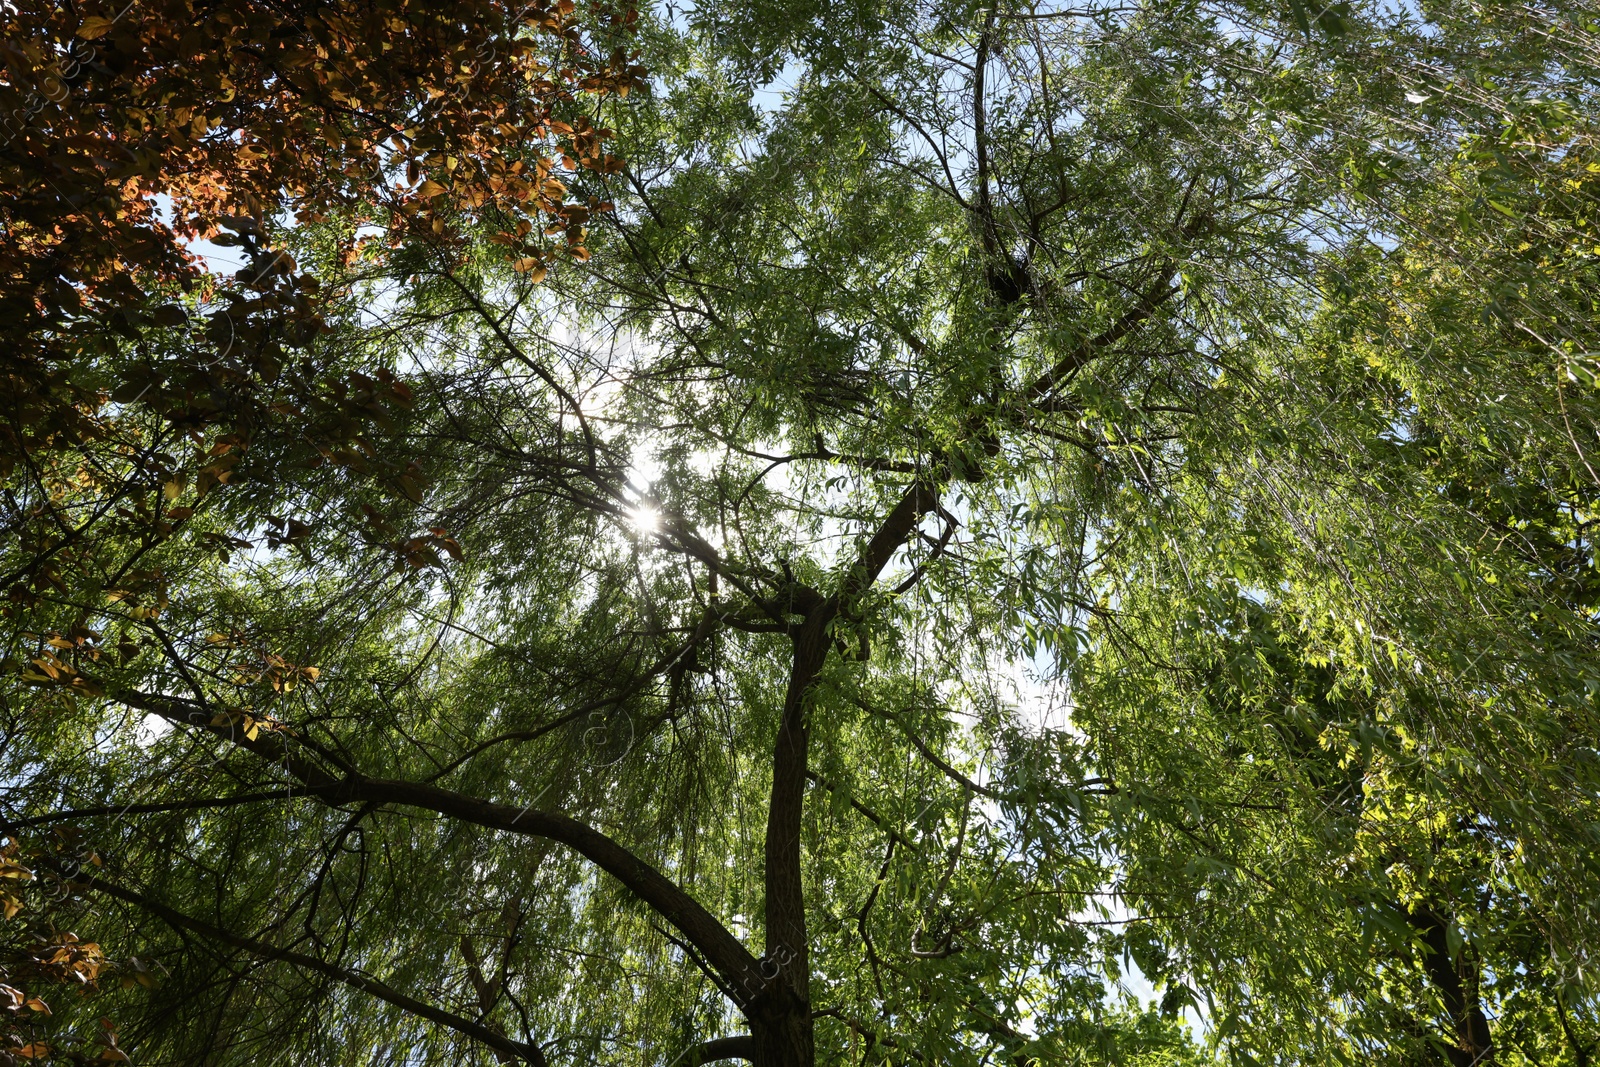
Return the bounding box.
[4,0,1598,1065]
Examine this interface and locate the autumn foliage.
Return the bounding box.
[1,0,642,617]
[0,0,641,596]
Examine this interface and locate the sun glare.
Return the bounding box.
[629,505,661,532]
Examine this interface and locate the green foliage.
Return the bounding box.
[3,0,1598,1064]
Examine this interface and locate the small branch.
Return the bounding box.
[855,836,896,998]
[5,789,303,828]
[87,876,549,1066]
[846,696,1005,801]
[805,772,914,850]
[1024,266,1179,403]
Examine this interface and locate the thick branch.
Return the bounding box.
[845,477,945,601]
[119,689,763,1000]
[687,1036,758,1064]
[1408,905,1496,1067]
[763,614,828,1021]
[117,689,343,789]
[973,6,998,260]
[345,776,762,990]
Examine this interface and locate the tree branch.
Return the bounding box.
[1024,266,1179,403]
[685,1036,757,1063]
[5,789,302,828]
[85,876,549,1067]
[117,688,765,1002]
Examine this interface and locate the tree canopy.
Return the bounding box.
[2,0,1597,1066]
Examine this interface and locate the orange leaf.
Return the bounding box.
[77,15,116,37]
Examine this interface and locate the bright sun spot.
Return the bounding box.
[629,505,661,532]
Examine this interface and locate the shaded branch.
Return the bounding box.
[1024,266,1179,403]
[4,789,302,828]
[116,688,766,1002]
[85,876,549,1067]
[684,1036,757,1064]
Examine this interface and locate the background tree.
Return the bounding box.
[1,0,641,667]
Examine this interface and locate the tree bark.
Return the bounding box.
[757,613,829,1067]
[753,477,950,1066]
[1409,906,1495,1067]
[689,1035,757,1063]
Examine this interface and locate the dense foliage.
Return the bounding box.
[2,0,1597,1065]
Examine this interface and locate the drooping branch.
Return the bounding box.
[4,789,302,828]
[115,689,765,1001]
[423,621,726,784]
[83,875,550,1067]
[439,270,600,469]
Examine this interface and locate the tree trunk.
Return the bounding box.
[751,1008,815,1067]
[756,613,828,1067]
[1409,906,1494,1067]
